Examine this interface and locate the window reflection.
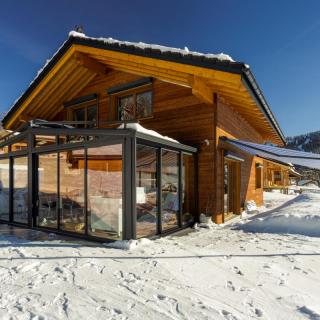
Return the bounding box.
[0,159,10,221]
[0,146,9,154]
[11,140,28,151]
[35,135,56,148]
[38,153,58,228]
[136,145,157,238]
[13,157,28,224]
[161,150,179,231]
[87,144,123,239]
[59,150,85,233]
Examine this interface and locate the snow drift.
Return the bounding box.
[238,193,320,237]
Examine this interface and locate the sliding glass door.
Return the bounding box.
[37,153,58,228]
[161,150,180,231]
[35,144,123,239]
[59,150,85,233]
[13,156,28,224]
[136,144,195,238]
[0,158,10,221]
[136,145,158,238]
[87,144,123,240]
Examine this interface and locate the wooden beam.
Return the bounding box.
[41,68,94,119]
[74,44,241,85]
[192,76,213,104]
[94,57,193,87]
[28,62,79,116]
[18,114,31,123]
[48,73,96,120]
[74,52,110,75]
[6,46,77,129]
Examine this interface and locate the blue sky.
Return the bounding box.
[0,0,319,136]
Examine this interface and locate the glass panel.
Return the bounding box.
[136,91,152,118]
[38,153,58,228]
[0,158,10,221]
[59,150,85,233]
[11,139,28,151]
[0,146,9,154]
[13,156,28,224]
[73,108,85,128]
[182,154,195,226]
[68,135,86,144]
[87,105,97,128]
[136,145,157,238]
[161,150,179,231]
[58,135,68,145]
[35,135,56,148]
[87,144,123,239]
[118,95,135,120]
[274,170,282,185]
[58,135,86,144]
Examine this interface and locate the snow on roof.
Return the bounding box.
[118,123,179,143]
[3,30,236,124]
[289,167,302,177]
[225,138,320,170]
[68,30,235,62]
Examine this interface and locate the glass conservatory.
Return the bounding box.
[0,121,197,241]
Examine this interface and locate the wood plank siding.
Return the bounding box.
[215,97,264,223]
[53,70,216,217]
[52,69,267,223]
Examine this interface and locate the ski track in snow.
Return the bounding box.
[0,192,319,319]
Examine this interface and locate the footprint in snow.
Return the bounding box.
[245,301,264,318]
[226,281,235,291]
[233,266,244,276]
[220,309,238,320]
[286,255,296,263]
[111,308,122,316]
[255,308,263,317]
[154,293,177,305]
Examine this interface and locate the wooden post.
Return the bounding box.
[213,93,223,224]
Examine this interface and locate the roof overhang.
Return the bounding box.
[222,137,320,170]
[2,34,285,145]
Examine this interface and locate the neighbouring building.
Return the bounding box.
[0,31,319,241]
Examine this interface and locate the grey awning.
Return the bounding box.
[222,137,320,170]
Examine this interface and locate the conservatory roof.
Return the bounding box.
[0,120,197,154]
[223,137,320,170]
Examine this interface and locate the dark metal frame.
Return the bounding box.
[0,122,197,242]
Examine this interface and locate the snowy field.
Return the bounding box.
[1,192,320,320]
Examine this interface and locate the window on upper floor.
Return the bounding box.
[72,104,97,128]
[117,89,152,121]
[64,94,98,128]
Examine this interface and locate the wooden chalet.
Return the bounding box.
[0,31,289,241]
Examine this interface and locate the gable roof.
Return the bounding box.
[1,31,285,144]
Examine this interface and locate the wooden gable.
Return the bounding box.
[3,40,284,145]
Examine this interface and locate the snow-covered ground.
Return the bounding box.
[0,192,320,320]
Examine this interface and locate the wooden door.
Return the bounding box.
[223,160,240,221]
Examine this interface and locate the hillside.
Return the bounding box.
[286,131,320,153]
[286,131,320,183]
